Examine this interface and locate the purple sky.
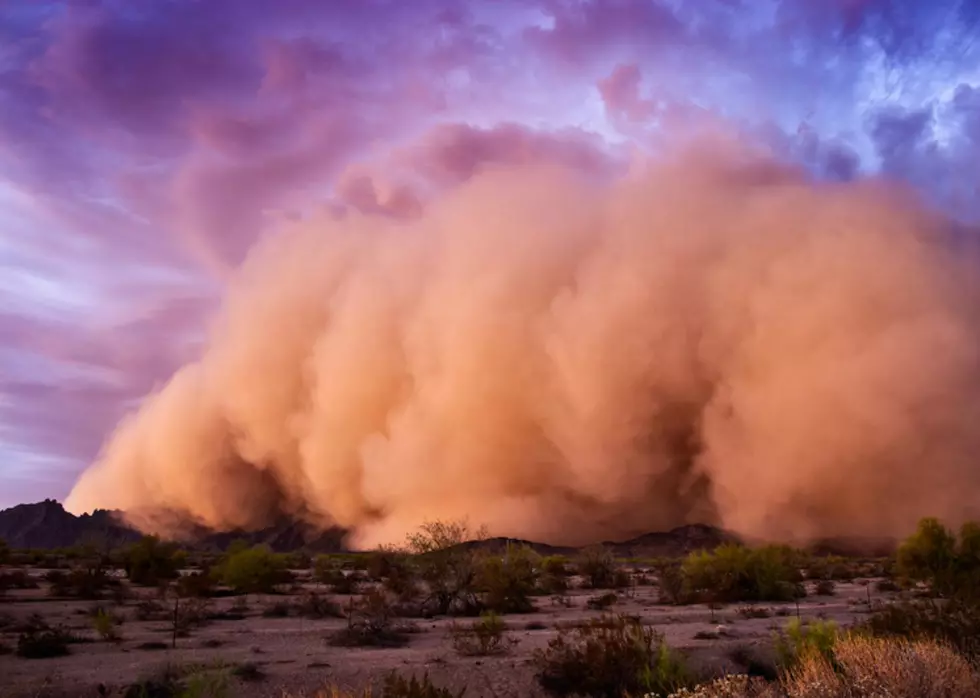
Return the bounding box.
[1,0,980,509]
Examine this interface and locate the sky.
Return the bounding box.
[1,0,980,511]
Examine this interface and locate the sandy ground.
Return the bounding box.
[0,571,900,698]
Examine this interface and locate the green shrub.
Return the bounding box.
[774,618,839,671]
[218,546,291,595]
[124,536,184,587]
[576,546,617,589]
[682,544,804,604]
[533,614,695,698]
[476,544,539,614]
[295,591,343,619]
[538,555,570,594]
[450,611,513,656]
[93,607,123,642]
[897,518,980,598]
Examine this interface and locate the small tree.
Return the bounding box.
[576,546,617,589]
[407,520,486,616]
[896,517,980,597]
[477,544,539,614]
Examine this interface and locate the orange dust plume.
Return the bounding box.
[65,138,980,548]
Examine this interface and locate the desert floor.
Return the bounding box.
[0,571,900,698]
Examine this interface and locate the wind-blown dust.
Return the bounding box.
[65,142,980,547]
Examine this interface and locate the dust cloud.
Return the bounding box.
[65,139,980,548]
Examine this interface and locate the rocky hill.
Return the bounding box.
[0,500,346,553]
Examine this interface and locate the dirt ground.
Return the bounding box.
[0,570,900,698]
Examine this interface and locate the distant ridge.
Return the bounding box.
[0,500,345,553]
[0,500,896,557]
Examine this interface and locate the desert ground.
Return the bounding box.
[0,564,901,698]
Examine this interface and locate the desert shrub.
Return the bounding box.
[176,571,214,598]
[175,597,213,630]
[231,661,266,682]
[295,591,343,619]
[774,618,839,671]
[533,614,695,698]
[0,568,39,594]
[782,635,980,698]
[136,598,170,621]
[407,520,485,616]
[330,588,411,648]
[17,626,77,658]
[813,579,836,596]
[47,564,115,599]
[0,537,8,565]
[863,596,980,659]
[124,536,185,587]
[262,600,292,618]
[218,545,291,595]
[93,607,123,642]
[314,555,364,595]
[804,555,855,582]
[377,672,464,698]
[897,518,980,599]
[449,611,514,656]
[576,546,617,589]
[538,555,570,595]
[737,606,772,619]
[586,592,618,611]
[657,562,688,604]
[476,544,539,613]
[683,544,804,604]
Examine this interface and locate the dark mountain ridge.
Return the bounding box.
[0,500,896,557]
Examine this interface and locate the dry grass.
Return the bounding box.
[781,635,979,698]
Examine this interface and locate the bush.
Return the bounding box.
[17,626,77,658]
[47,564,115,599]
[93,607,123,642]
[533,614,695,698]
[219,545,291,595]
[176,571,214,598]
[864,596,980,659]
[330,588,411,648]
[450,611,514,656]
[813,579,836,596]
[314,556,363,595]
[538,556,570,595]
[124,536,184,587]
[774,618,839,671]
[682,544,804,604]
[576,546,617,589]
[897,518,980,598]
[295,591,343,619]
[476,544,539,614]
[782,635,979,698]
[407,520,484,616]
[0,569,39,594]
[378,672,464,698]
[586,592,618,611]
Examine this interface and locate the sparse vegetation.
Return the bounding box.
[218,545,291,595]
[576,546,618,590]
[533,614,695,698]
[476,544,538,613]
[449,611,514,656]
[407,520,485,616]
[123,535,185,587]
[682,544,805,604]
[330,588,412,648]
